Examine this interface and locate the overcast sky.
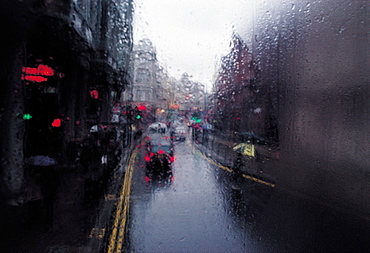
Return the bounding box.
[133,0,254,91]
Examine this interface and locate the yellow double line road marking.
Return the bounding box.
[107,149,138,253]
[108,138,274,252]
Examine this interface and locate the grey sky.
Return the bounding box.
[133,0,253,90]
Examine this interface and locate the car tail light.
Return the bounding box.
[145,156,151,162]
[169,156,175,163]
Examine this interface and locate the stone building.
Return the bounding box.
[175,73,206,114]
[130,39,157,108]
[128,39,175,121]
[213,33,274,143]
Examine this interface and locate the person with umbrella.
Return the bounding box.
[233,140,255,157]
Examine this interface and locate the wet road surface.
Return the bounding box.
[123,138,369,252]
[128,140,250,252]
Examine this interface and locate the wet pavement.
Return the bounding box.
[128,140,252,252]
[0,139,135,253]
[2,130,369,252]
[1,167,99,252]
[125,136,370,252]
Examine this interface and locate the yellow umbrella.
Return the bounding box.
[233,142,255,157]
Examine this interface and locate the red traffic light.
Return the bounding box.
[51,118,62,127]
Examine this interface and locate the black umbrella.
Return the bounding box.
[26,156,56,166]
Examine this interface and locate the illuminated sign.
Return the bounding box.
[21,64,64,83]
[23,65,55,76]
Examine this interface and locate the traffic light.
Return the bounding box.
[17,113,33,120]
[134,110,142,120]
[191,116,201,123]
[51,118,62,127]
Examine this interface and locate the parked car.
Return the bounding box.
[148,122,168,134]
[171,126,187,141]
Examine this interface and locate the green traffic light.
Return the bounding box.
[136,115,141,119]
[23,114,32,120]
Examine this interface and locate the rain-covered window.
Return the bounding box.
[0,0,368,252]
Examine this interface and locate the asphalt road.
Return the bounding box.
[118,137,370,252]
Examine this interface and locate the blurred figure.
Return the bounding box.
[231,153,244,191]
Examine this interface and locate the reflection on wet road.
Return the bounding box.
[127,140,270,252]
[125,139,369,252]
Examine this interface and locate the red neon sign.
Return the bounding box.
[22,65,55,76]
[37,65,54,76]
[22,75,48,82]
[21,64,61,83]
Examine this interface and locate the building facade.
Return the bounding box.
[129,39,175,122]
[213,34,275,141]
[0,0,133,205]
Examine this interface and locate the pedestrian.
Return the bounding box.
[231,153,244,190]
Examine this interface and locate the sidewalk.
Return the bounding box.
[1,135,139,253]
[86,137,138,253]
[193,130,278,184]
